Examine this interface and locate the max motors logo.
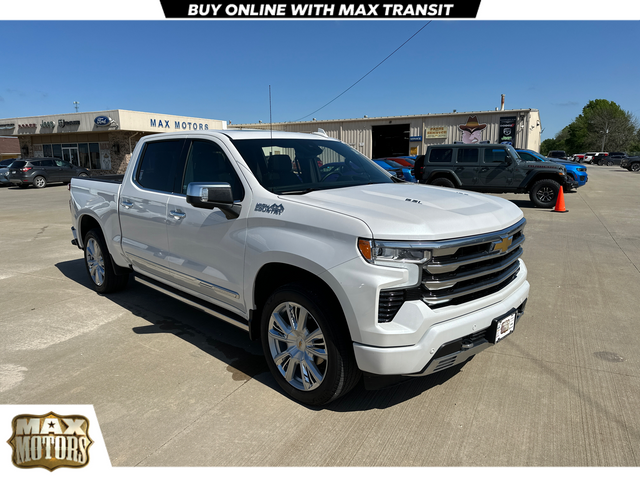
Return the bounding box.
[7,412,93,471]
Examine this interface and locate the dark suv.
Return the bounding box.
[7,157,90,188]
[417,144,570,208]
[620,155,640,172]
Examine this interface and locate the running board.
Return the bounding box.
[134,274,249,332]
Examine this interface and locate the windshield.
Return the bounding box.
[230,138,393,194]
[506,145,522,161]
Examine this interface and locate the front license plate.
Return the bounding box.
[494,312,516,343]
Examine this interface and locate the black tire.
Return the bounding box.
[83,228,129,294]
[429,177,455,188]
[260,283,360,406]
[33,176,47,188]
[529,179,560,208]
[607,160,614,166]
[630,163,640,172]
[79,173,89,177]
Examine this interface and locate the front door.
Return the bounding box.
[165,138,248,314]
[477,147,515,190]
[62,146,79,167]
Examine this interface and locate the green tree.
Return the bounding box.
[565,99,638,153]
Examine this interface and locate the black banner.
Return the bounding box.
[499,116,517,146]
[159,1,482,19]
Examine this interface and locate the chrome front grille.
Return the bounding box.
[421,218,526,308]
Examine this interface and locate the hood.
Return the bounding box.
[282,183,524,240]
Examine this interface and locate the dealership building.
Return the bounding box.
[234,108,542,159]
[1,107,540,173]
[0,110,227,173]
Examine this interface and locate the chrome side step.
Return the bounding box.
[134,274,249,332]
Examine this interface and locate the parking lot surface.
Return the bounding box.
[1,167,639,467]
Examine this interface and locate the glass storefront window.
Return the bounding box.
[89,143,100,169]
[52,144,62,159]
[78,143,90,168]
[43,145,52,157]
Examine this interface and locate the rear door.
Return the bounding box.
[453,148,479,186]
[165,137,248,314]
[119,138,188,280]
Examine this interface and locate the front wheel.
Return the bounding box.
[83,228,129,293]
[260,284,360,406]
[607,160,614,166]
[631,163,640,172]
[529,179,560,208]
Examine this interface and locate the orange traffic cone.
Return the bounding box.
[552,186,568,213]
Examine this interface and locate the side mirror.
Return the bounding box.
[504,156,513,165]
[186,182,241,219]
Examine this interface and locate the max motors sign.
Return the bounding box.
[7,412,93,471]
[150,118,210,130]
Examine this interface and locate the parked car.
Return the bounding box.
[417,143,570,208]
[571,153,586,163]
[516,149,587,190]
[373,158,416,182]
[373,159,409,181]
[69,129,529,406]
[7,157,90,188]
[583,152,607,164]
[620,156,640,172]
[0,158,17,186]
[593,153,623,166]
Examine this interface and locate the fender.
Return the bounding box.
[425,169,462,187]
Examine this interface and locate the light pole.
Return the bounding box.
[73,101,80,113]
[601,128,609,151]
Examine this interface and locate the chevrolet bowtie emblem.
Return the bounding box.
[493,236,513,254]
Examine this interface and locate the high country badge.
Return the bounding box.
[7,412,93,471]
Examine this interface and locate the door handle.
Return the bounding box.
[169,210,186,219]
[121,200,133,209]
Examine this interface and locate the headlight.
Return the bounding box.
[358,239,431,265]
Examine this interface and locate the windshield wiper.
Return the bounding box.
[279,188,320,195]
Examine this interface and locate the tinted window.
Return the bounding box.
[41,159,55,167]
[457,149,478,163]
[136,140,185,192]
[12,161,26,168]
[483,148,508,163]
[231,138,391,194]
[181,140,244,200]
[31,161,43,166]
[55,160,74,168]
[429,149,453,163]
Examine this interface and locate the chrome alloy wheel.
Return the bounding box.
[86,238,105,286]
[267,301,328,391]
[536,186,555,203]
[34,176,46,188]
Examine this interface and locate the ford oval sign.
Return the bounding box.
[94,116,112,126]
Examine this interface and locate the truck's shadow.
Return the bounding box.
[56,258,468,411]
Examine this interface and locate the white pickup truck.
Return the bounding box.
[69,129,529,405]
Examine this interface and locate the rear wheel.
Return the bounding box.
[631,163,640,172]
[530,179,560,208]
[607,160,614,166]
[260,284,360,406]
[83,228,129,294]
[33,176,47,188]
[429,177,455,188]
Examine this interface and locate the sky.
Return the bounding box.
[0,20,639,141]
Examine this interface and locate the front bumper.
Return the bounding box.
[352,275,530,376]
